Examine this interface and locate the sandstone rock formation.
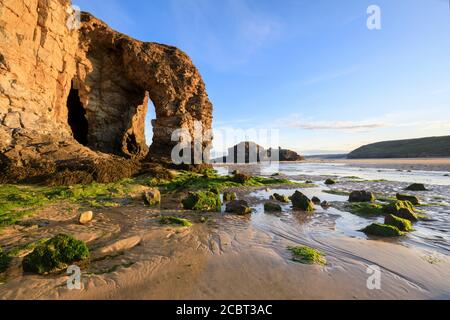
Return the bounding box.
[213,142,304,163]
[0,0,213,184]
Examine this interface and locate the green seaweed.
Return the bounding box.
[383,200,418,221]
[22,234,90,275]
[384,214,413,232]
[0,247,12,273]
[322,189,350,196]
[0,180,144,228]
[148,170,307,193]
[182,191,222,211]
[7,238,51,258]
[287,246,326,265]
[160,216,193,227]
[0,169,308,228]
[223,191,237,202]
[361,223,404,237]
[347,202,384,216]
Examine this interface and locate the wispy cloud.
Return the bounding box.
[169,0,282,70]
[299,68,357,86]
[276,114,388,132]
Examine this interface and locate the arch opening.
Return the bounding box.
[67,86,89,146]
[145,99,156,148]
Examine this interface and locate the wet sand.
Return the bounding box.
[1,159,450,299]
[1,182,449,300]
[309,157,450,172]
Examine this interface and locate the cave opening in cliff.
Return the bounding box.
[67,87,89,146]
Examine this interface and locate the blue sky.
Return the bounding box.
[74,0,450,155]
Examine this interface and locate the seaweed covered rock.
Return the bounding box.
[384,214,413,232]
[226,200,252,215]
[232,173,252,184]
[264,202,282,212]
[325,179,336,185]
[223,192,237,202]
[182,191,221,212]
[270,193,290,203]
[405,183,428,191]
[291,191,315,212]
[143,188,161,206]
[160,216,192,227]
[396,193,420,205]
[22,234,89,274]
[311,196,321,205]
[209,186,220,195]
[321,201,330,208]
[349,191,376,203]
[361,223,404,237]
[384,200,418,222]
[348,202,384,216]
[288,246,326,265]
[0,247,11,273]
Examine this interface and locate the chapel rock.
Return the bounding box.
[0,0,213,184]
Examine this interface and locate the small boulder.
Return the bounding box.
[223,191,237,202]
[384,214,413,232]
[182,191,221,212]
[325,179,336,185]
[232,173,251,184]
[143,188,161,206]
[311,196,321,205]
[405,183,428,191]
[226,200,252,215]
[264,202,282,212]
[95,236,142,259]
[321,201,330,208]
[78,211,93,225]
[384,200,418,222]
[291,191,315,212]
[360,223,404,237]
[349,191,376,203]
[396,193,420,205]
[270,193,290,203]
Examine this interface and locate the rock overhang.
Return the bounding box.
[0,0,213,184]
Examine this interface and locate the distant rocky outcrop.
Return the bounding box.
[268,148,305,161]
[0,0,213,184]
[347,136,450,159]
[214,142,304,163]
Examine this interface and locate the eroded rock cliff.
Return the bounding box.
[0,0,213,184]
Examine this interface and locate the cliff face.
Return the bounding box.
[0,0,213,184]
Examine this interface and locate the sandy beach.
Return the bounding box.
[1,159,449,300]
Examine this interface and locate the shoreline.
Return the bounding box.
[0,164,449,300]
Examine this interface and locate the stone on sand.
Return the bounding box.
[143,189,161,206]
[78,211,93,225]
